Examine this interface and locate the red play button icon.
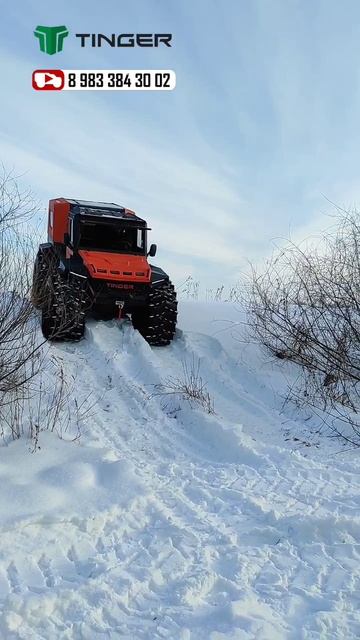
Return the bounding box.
[32,69,64,91]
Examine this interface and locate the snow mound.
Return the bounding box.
[0,301,359,639]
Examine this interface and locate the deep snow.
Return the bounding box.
[0,300,359,639]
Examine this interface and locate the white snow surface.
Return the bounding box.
[1,300,360,639]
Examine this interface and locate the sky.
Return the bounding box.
[1,0,360,289]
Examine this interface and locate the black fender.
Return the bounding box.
[38,242,55,256]
[59,255,89,280]
[150,264,169,288]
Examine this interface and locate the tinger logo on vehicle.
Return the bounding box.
[34,26,69,55]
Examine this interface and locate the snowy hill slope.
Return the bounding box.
[0,301,360,639]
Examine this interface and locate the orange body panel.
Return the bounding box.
[48,198,70,244]
[79,250,151,283]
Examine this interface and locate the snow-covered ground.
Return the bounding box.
[1,301,360,639]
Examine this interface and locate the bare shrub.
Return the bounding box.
[153,357,215,414]
[0,172,41,405]
[178,276,240,303]
[0,170,99,450]
[178,276,200,300]
[1,352,98,450]
[205,285,240,302]
[0,167,36,229]
[246,207,360,446]
[27,361,97,451]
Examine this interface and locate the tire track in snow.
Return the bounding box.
[1,317,360,638]
[79,324,360,640]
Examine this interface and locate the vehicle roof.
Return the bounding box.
[67,199,123,210]
[64,198,146,223]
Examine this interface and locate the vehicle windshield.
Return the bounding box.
[78,220,145,254]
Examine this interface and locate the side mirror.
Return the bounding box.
[148,243,157,257]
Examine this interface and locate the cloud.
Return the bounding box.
[2,1,360,288]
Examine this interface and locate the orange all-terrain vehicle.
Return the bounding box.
[32,198,177,345]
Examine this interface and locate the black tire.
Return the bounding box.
[31,249,56,310]
[132,280,177,346]
[41,272,89,341]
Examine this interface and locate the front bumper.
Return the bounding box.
[88,278,149,309]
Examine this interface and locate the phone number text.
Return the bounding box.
[63,70,176,91]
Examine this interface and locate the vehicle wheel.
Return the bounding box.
[41,272,89,341]
[132,279,177,346]
[31,249,57,310]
